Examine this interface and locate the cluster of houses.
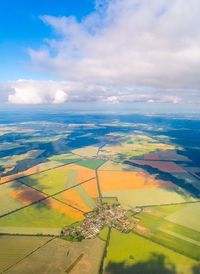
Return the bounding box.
[61,203,138,240]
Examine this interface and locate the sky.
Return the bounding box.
[0,0,200,113]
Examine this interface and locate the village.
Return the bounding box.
[61,202,139,241]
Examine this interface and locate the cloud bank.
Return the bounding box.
[30,0,200,88]
[3,0,200,105]
[8,80,68,104]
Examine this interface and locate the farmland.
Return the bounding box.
[0,113,200,273]
[103,230,199,274]
[0,235,52,273]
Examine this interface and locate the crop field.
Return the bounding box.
[48,152,81,164]
[72,146,99,157]
[103,230,198,274]
[0,181,46,216]
[18,164,95,195]
[81,178,99,198]
[64,164,96,185]
[98,170,173,192]
[0,114,200,273]
[18,167,76,195]
[99,135,176,160]
[0,161,62,184]
[0,198,84,235]
[102,187,196,208]
[5,237,106,274]
[166,202,200,231]
[135,204,200,260]
[0,235,52,273]
[99,160,142,171]
[172,173,200,191]
[128,160,187,173]
[0,150,43,169]
[143,150,191,162]
[76,159,105,170]
[55,188,92,212]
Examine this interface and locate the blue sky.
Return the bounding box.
[0,0,94,81]
[0,0,200,112]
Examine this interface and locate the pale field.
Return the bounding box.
[102,187,197,209]
[166,203,200,231]
[72,146,99,157]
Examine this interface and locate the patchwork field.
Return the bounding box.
[128,160,187,173]
[0,198,84,235]
[166,202,200,231]
[5,237,106,274]
[99,135,176,160]
[0,181,46,216]
[48,152,81,165]
[0,161,62,184]
[172,173,200,191]
[99,160,142,171]
[103,230,199,274]
[72,146,100,157]
[55,177,99,212]
[0,115,200,274]
[0,235,52,273]
[135,203,200,260]
[102,187,197,208]
[143,150,191,162]
[18,164,95,195]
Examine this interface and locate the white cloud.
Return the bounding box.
[29,0,200,92]
[5,79,184,105]
[8,80,68,104]
[2,0,200,106]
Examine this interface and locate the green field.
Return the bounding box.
[102,197,119,205]
[103,230,199,274]
[98,226,110,241]
[18,167,77,195]
[166,203,200,231]
[0,235,52,273]
[76,159,105,170]
[0,198,78,235]
[6,237,106,274]
[136,204,200,260]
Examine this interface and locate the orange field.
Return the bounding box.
[98,170,173,192]
[56,188,91,212]
[0,161,62,184]
[82,179,99,198]
[128,160,187,173]
[11,187,47,205]
[63,164,96,184]
[45,198,84,221]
